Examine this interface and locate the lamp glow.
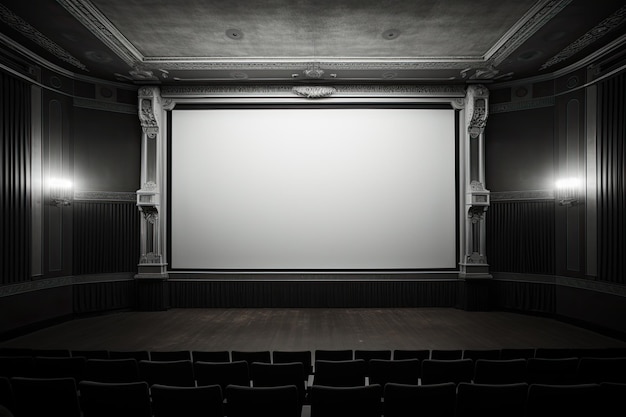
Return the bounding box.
[555,177,581,206]
[49,178,73,206]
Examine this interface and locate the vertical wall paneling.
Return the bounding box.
[31,86,43,278]
[597,72,626,284]
[585,85,598,277]
[1,72,31,285]
[566,99,580,272]
[73,201,140,275]
[47,100,63,272]
[486,201,555,274]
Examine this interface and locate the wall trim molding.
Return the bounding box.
[74,191,136,202]
[492,272,626,297]
[490,190,554,201]
[490,97,555,113]
[0,273,135,297]
[73,97,137,114]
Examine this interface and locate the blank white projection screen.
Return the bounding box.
[170,108,457,270]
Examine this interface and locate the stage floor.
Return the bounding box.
[2,308,624,352]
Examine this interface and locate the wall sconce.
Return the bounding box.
[555,177,581,207]
[49,178,73,207]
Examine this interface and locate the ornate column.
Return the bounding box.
[459,85,491,309]
[460,84,491,277]
[135,86,168,309]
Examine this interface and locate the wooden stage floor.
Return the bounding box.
[2,308,625,352]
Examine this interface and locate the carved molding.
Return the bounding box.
[541,5,626,70]
[0,3,87,71]
[292,86,337,98]
[138,88,161,138]
[74,191,136,202]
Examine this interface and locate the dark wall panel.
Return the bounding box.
[597,71,626,284]
[73,107,141,192]
[485,107,554,192]
[73,201,140,274]
[557,285,626,336]
[0,286,73,335]
[486,201,555,274]
[1,72,31,285]
[73,280,135,314]
[168,280,458,308]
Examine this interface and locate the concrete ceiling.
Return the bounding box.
[0,0,625,85]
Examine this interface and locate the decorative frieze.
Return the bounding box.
[73,97,137,115]
[160,84,467,98]
[0,3,87,71]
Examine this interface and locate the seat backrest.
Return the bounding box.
[577,357,626,383]
[108,350,150,361]
[191,351,230,363]
[250,362,306,404]
[430,349,463,360]
[499,348,536,360]
[310,384,382,417]
[71,350,110,360]
[149,350,192,361]
[79,380,152,417]
[526,357,579,384]
[84,358,140,383]
[34,356,87,381]
[0,357,34,378]
[138,360,195,387]
[0,377,13,413]
[193,360,249,391]
[272,351,313,376]
[534,348,575,359]
[383,382,456,417]
[11,376,81,417]
[462,349,501,360]
[354,350,392,362]
[456,382,528,417]
[421,359,474,385]
[225,384,300,417]
[314,349,353,362]
[473,359,527,384]
[368,359,420,386]
[526,383,601,417]
[30,349,71,358]
[231,351,271,366]
[150,384,224,417]
[599,382,626,416]
[313,359,366,387]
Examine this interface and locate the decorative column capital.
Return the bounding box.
[465,84,489,138]
[138,86,162,139]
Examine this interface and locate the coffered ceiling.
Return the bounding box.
[0,0,625,85]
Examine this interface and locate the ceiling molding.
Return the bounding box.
[540,4,626,70]
[487,0,573,66]
[159,84,468,98]
[57,0,143,67]
[0,3,87,70]
[55,0,573,76]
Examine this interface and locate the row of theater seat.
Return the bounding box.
[2,346,626,362]
[0,376,624,417]
[2,355,626,389]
